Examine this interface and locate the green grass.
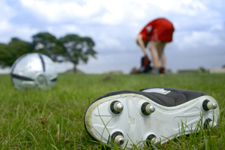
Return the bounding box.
[0,73,224,149]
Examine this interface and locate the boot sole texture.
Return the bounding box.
[84,87,220,149]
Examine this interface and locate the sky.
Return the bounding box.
[0,0,225,74]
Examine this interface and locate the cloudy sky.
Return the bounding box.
[0,0,225,74]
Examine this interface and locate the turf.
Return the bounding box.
[0,73,224,149]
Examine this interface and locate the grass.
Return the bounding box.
[0,73,224,149]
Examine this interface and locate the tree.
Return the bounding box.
[32,32,65,61]
[0,43,10,67]
[0,32,97,73]
[59,34,97,72]
[199,67,208,73]
[0,38,33,68]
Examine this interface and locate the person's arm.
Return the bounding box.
[136,34,149,59]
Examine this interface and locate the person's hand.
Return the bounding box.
[144,53,149,59]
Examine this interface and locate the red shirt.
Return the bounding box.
[139,18,174,42]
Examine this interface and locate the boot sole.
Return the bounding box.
[84,92,219,149]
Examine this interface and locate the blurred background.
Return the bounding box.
[0,0,225,74]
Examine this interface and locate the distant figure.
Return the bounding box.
[136,18,174,74]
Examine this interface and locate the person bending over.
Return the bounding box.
[136,18,174,74]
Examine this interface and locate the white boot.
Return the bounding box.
[84,87,220,149]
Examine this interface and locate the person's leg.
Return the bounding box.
[157,41,166,68]
[156,41,166,74]
[149,41,160,68]
[149,41,167,74]
[149,41,163,74]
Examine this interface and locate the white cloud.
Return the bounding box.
[0,0,17,42]
[97,33,123,50]
[0,0,16,20]
[210,24,224,31]
[0,21,38,43]
[46,25,79,38]
[0,21,11,31]
[0,0,225,74]
[146,0,175,11]
[20,0,102,22]
[20,0,35,7]
[101,13,123,25]
[175,31,221,51]
[17,0,220,29]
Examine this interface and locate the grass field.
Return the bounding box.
[0,73,224,149]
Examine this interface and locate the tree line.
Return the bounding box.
[0,32,97,72]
